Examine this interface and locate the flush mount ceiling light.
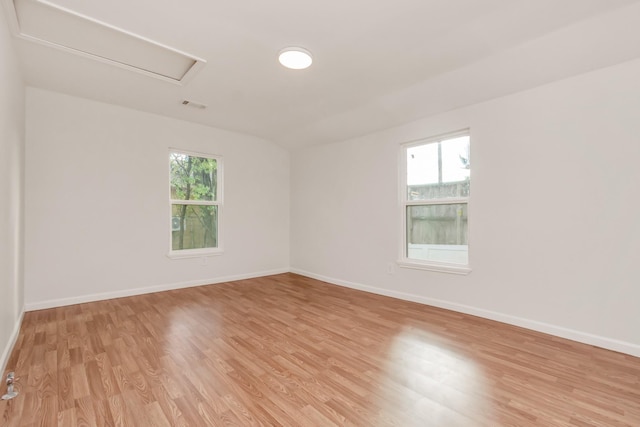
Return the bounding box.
[278,47,313,70]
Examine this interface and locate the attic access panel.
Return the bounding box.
[6,0,205,84]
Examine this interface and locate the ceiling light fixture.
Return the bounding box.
[278,47,313,70]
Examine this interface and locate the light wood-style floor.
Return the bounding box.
[2,273,639,426]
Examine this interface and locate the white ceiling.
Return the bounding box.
[4,0,640,149]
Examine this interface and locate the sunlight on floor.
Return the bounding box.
[374,326,493,426]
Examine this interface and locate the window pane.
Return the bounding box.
[171,204,218,250]
[406,204,468,264]
[170,152,217,201]
[407,143,438,186]
[407,136,470,200]
[408,180,470,201]
[441,136,470,183]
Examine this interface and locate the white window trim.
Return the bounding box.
[398,129,471,275]
[167,148,224,259]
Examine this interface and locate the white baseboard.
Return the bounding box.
[290,268,640,358]
[22,267,640,358]
[1,309,24,375]
[25,268,290,312]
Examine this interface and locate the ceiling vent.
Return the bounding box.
[4,0,206,84]
[181,100,207,110]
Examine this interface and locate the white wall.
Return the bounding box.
[0,4,25,373]
[25,88,290,308]
[291,58,640,356]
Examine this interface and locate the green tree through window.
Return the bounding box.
[170,151,221,252]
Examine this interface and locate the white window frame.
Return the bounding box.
[167,148,223,259]
[398,130,471,275]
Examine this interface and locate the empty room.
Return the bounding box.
[1,0,639,425]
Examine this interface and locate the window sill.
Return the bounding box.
[167,249,223,259]
[397,260,471,275]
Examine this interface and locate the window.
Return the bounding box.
[400,130,470,274]
[169,150,222,257]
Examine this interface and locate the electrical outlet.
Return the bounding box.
[387,263,395,275]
